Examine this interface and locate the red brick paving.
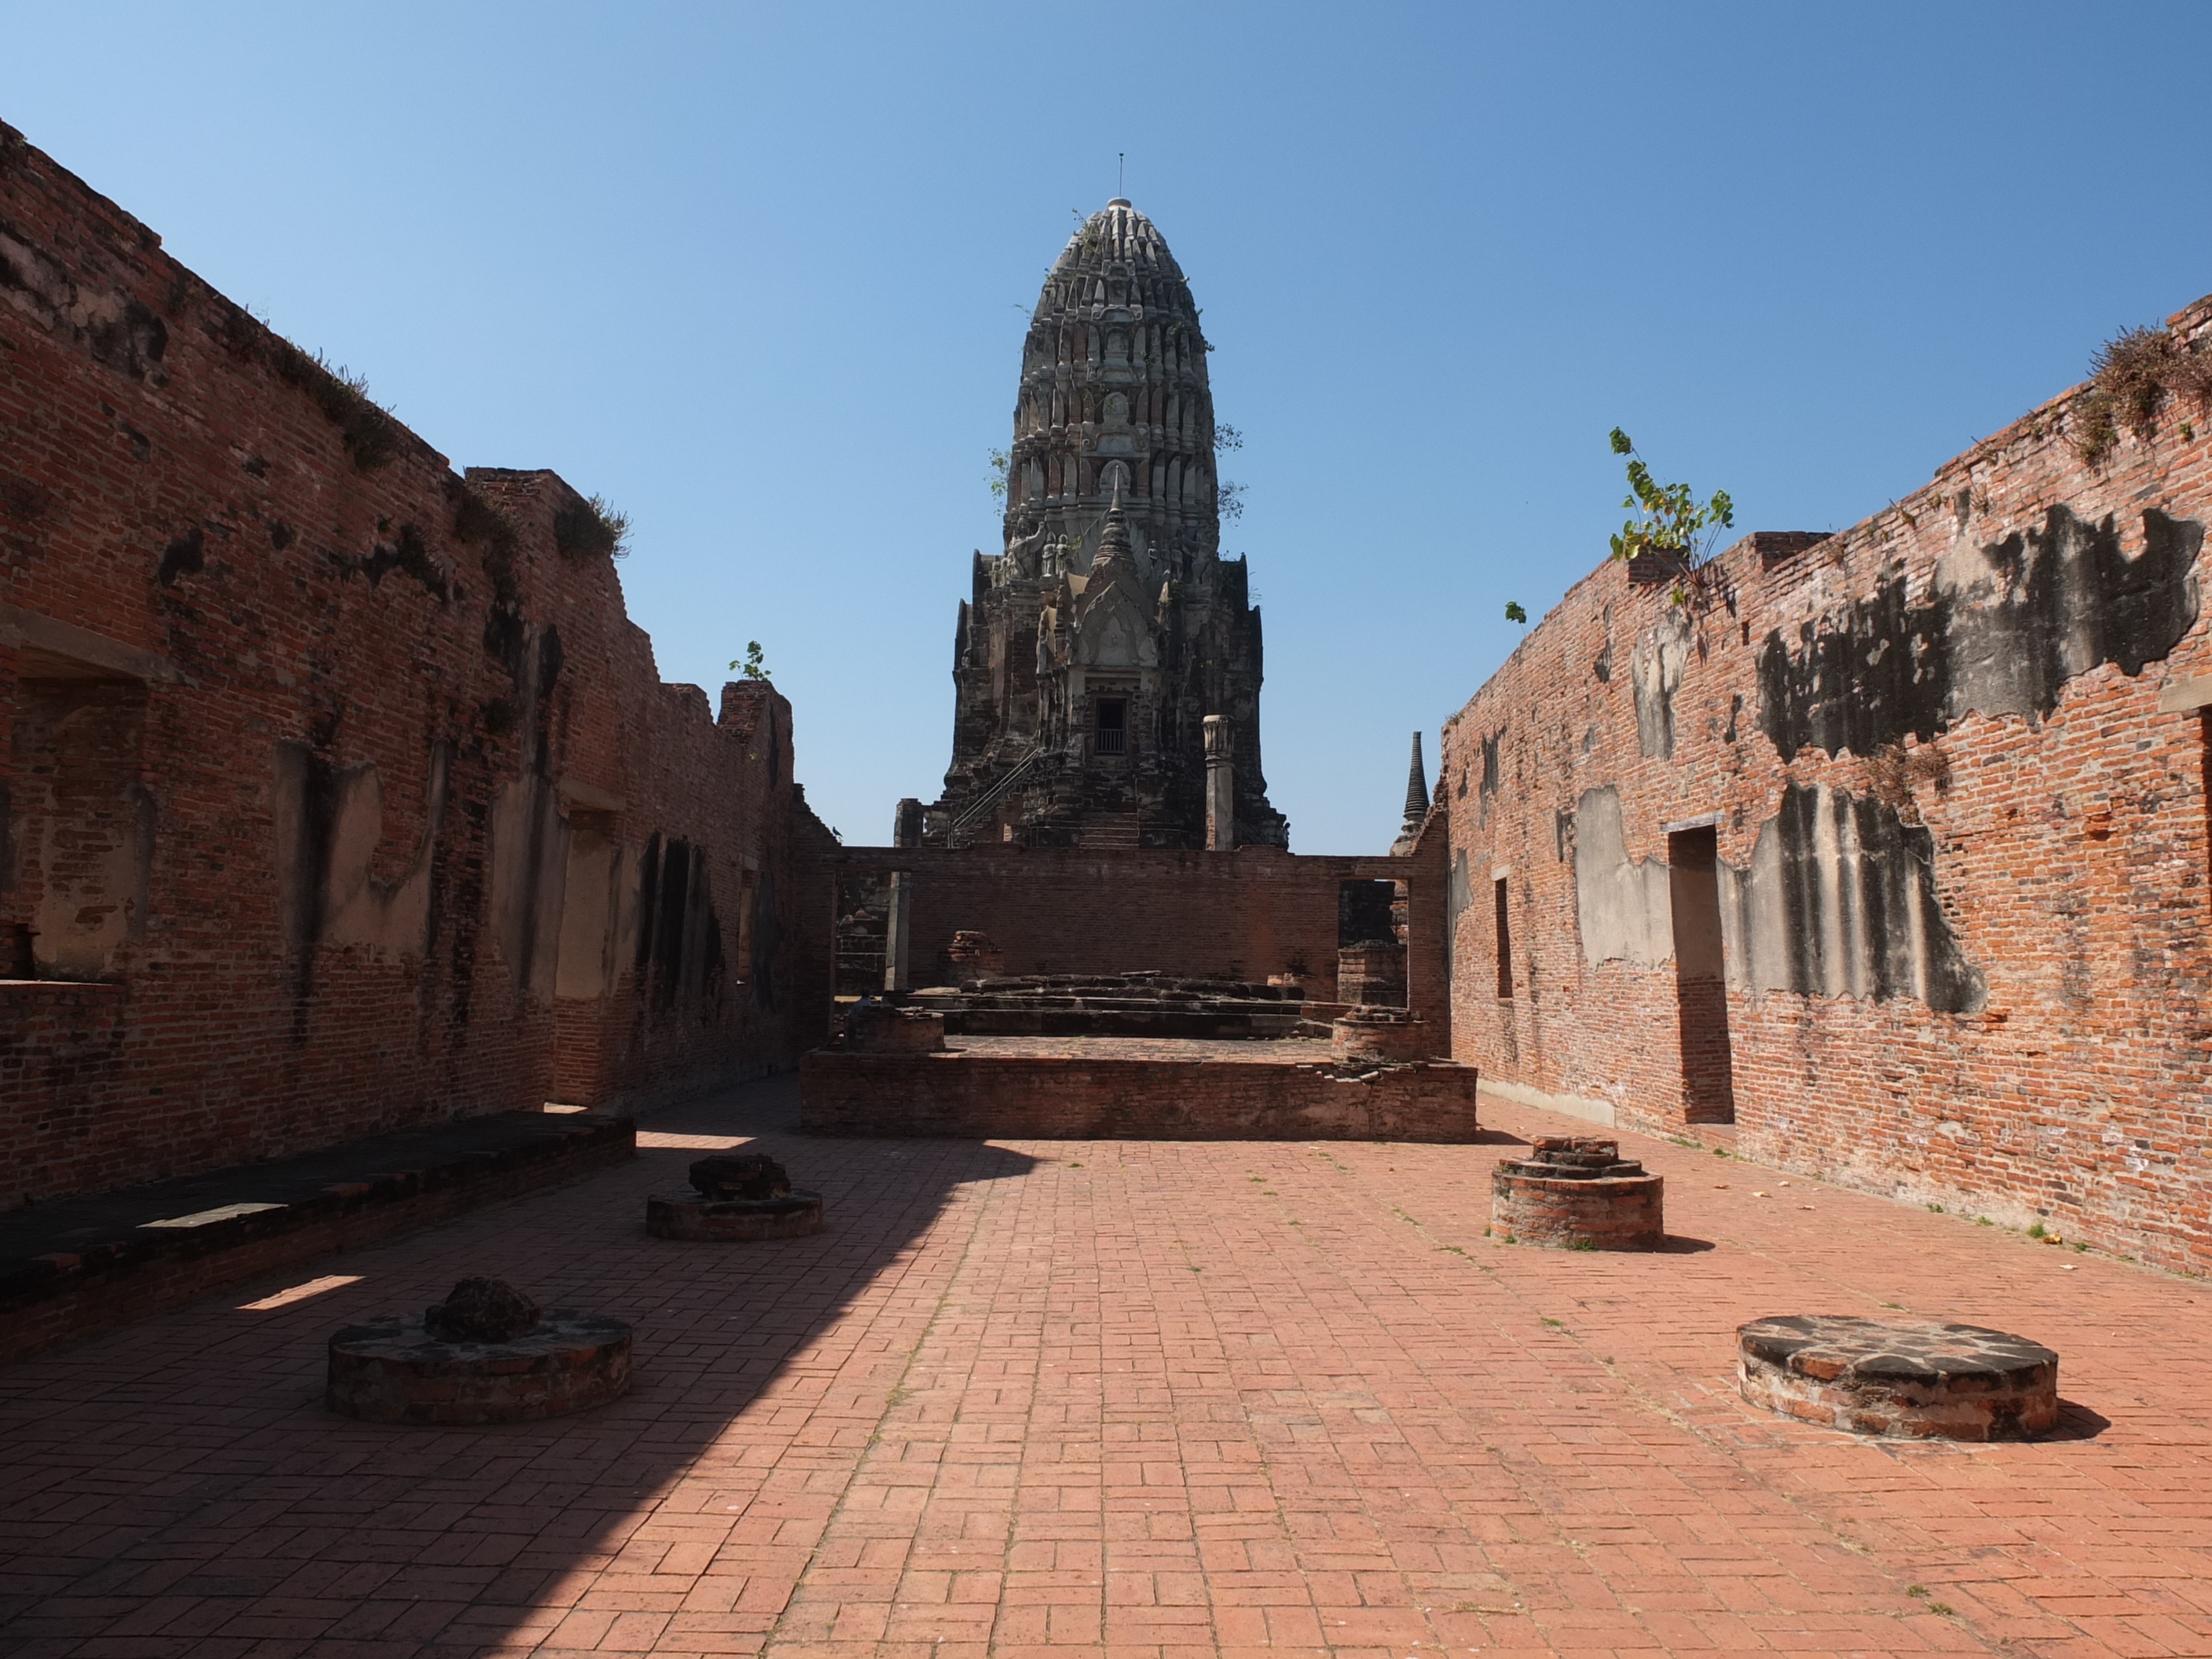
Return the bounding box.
[2,1078,2208,1659]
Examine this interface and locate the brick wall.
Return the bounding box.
[1441,294,2212,1274]
[0,128,833,1205]
[830,838,1452,1040]
[800,1049,1482,1141]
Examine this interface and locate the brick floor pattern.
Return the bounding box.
[2,1081,2209,1659]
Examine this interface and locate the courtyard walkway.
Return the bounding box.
[2,1079,2209,1659]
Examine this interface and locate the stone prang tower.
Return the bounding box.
[927,199,1287,850]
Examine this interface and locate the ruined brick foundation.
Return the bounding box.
[0,127,834,1207]
[1441,291,2212,1276]
[800,1042,1481,1141]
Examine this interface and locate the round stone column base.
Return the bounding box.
[646,1189,825,1240]
[1737,1314,2058,1440]
[327,1312,632,1424]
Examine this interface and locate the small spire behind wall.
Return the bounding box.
[1401,732,1430,832]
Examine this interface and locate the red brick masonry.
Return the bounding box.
[1444,290,2212,1274]
[0,1109,633,1364]
[0,126,832,1208]
[1736,1313,2059,1441]
[800,1036,1481,1140]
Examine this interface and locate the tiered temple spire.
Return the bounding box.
[928,200,1286,850]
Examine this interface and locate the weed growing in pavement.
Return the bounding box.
[1542,1317,1565,1328]
[1929,1603,1956,1617]
[1928,1203,1945,1213]
[1976,1216,1994,1227]
[1567,1239,1598,1251]
[1712,1147,1730,1157]
[1908,1586,1928,1599]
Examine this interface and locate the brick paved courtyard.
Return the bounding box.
[4,1078,2210,1659]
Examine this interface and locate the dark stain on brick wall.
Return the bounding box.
[156,526,204,587]
[1760,506,2201,761]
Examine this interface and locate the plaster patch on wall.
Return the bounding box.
[1572,786,1672,968]
[1632,610,1692,758]
[322,744,449,955]
[1723,781,1984,1013]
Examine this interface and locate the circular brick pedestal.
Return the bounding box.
[1492,1137,1664,1250]
[646,1189,823,1240]
[1331,1009,1433,1063]
[326,1311,632,1424]
[1737,1314,2058,1440]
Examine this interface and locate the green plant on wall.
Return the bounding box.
[730,641,770,680]
[1607,427,1734,566]
[1504,601,1528,624]
[987,447,1010,502]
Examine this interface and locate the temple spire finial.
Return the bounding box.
[1401,731,1429,829]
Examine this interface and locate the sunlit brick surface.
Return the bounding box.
[4,1078,2210,1658]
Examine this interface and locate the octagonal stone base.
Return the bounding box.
[327,1311,631,1424]
[646,1189,824,1240]
[1738,1314,2058,1441]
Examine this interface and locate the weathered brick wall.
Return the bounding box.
[0,129,833,1205]
[800,1049,1482,1141]
[829,837,1452,1038]
[1441,295,2212,1273]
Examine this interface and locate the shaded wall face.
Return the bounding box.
[0,134,833,1204]
[1441,351,2212,1275]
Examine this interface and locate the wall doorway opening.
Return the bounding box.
[1667,824,1736,1124]
[1094,697,1127,756]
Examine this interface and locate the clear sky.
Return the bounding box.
[6,2,2210,851]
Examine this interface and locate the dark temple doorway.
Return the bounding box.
[1667,824,1737,1124]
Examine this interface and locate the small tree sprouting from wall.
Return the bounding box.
[730,641,770,680]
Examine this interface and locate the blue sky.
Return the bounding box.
[6,2,2210,851]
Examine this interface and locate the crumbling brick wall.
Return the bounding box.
[827,839,1452,1039]
[1442,296,2212,1274]
[0,128,833,1205]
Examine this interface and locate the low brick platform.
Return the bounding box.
[645,1190,825,1240]
[800,1037,1480,1141]
[326,1309,632,1425]
[908,972,1313,1039]
[1737,1313,2060,1440]
[0,1111,635,1365]
[1492,1136,1665,1249]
